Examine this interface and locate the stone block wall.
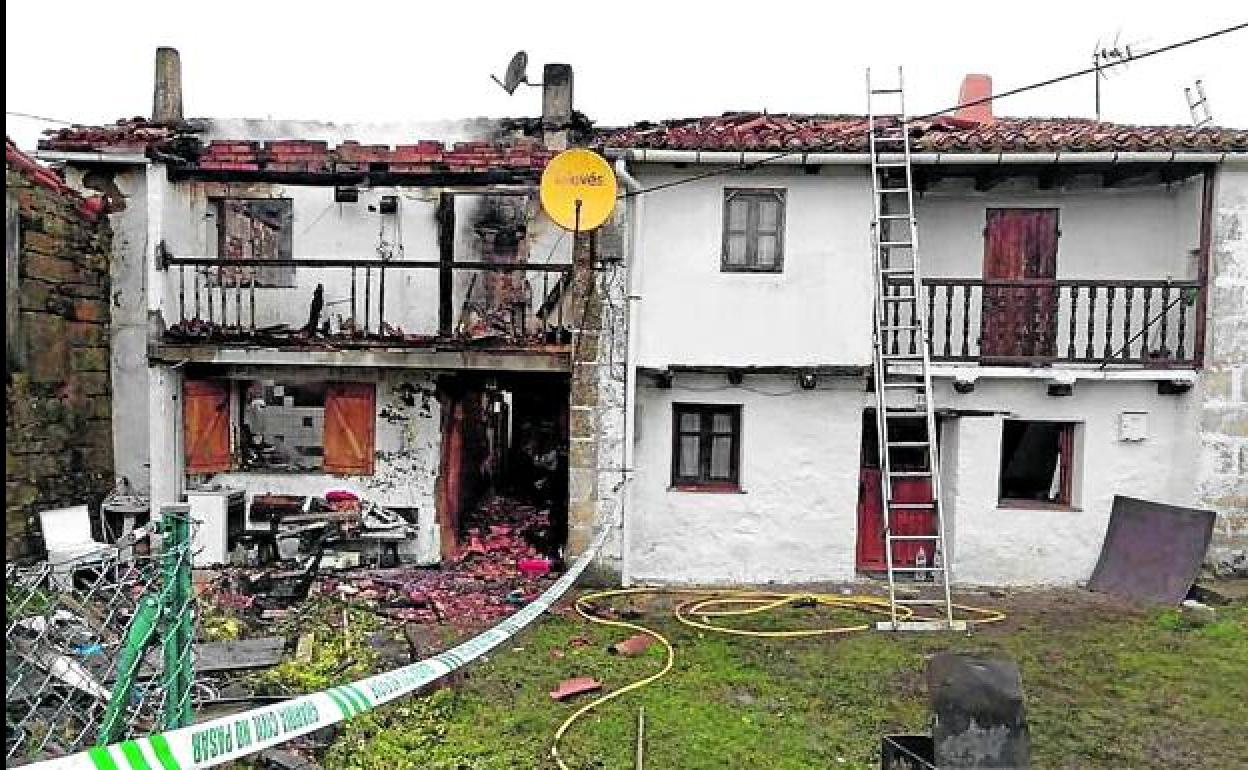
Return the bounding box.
[6,149,114,561]
[1201,167,1248,561]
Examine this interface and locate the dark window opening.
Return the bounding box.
[722,189,785,272]
[860,408,935,472]
[212,198,295,288]
[672,404,742,490]
[239,380,328,471]
[999,420,1075,507]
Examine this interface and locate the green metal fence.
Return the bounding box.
[6,509,196,765]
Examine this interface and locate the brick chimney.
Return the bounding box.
[955,74,993,124]
[152,47,183,124]
[541,63,573,151]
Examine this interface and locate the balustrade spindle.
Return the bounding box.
[235,272,242,329]
[1085,286,1097,360]
[1122,287,1134,360]
[961,284,972,358]
[249,274,256,334]
[1139,287,1152,359]
[943,285,954,357]
[206,269,214,323]
[350,267,358,331]
[926,284,935,354]
[378,265,387,334]
[1066,286,1078,360]
[178,265,186,323]
[1159,285,1171,357]
[217,265,225,325]
[1177,293,1189,360]
[1103,286,1116,358]
[194,268,201,320]
[364,266,372,335]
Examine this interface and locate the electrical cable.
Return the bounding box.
[617,22,1247,201]
[6,110,77,125]
[550,587,1007,769]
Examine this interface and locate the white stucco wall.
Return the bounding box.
[201,369,444,564]
[934,378,1202,586]
[630,165,875,368]
[627,373,869,584]
[918,176,1203,280]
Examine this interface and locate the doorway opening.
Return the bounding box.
[435,372,569,563]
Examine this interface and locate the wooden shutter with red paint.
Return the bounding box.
[184,380,232,473]
[323,383,376,475]
[981,208,1060,360]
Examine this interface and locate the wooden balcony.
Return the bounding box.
[912,278,1203,368]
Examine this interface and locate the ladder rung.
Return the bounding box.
[874,162,909,168]
[889,566,943,573]
[882,353,924,360]
[887,440,930,447]
[878,326,920,332]
[879,241,913,247]
[878,188,910,193]
[878,214,912,220]
[894,598,951,605]
[881,295,917,302]
[890,470,932,477]
[881,381,924,388]
[877,620,969,632]
[890,501,935,509]
[871,88,903,94]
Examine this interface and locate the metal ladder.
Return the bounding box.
[866,68,964,631]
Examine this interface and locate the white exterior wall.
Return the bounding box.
[631,165,875,368]
[934,379,1202,585]
[203,370,444,564]
[918,176,1203,280]
[627,373,869,584]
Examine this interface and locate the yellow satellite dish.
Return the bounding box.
[539,149,617,232]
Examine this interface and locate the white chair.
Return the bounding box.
[38,505,113,589]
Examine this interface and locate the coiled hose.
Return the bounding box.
[550,587,1006,769]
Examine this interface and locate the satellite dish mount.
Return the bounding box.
[491,51,541,95]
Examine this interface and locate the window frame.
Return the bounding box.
[670,403,742,491]
[721,188,786,273]
[211,197,296,288]
[997,419,1077,510]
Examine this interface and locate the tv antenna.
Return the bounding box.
[491,51,540,95]
[1185,80,1213,126]
[1092,30,1150,120]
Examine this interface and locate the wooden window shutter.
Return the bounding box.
[323,383,376,475]
[184,380,231,473]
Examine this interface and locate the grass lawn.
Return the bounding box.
[314,586,1247,770]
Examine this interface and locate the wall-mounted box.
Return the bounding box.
[1119,411,1148,442]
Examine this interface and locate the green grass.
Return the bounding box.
[315,591,1248,770]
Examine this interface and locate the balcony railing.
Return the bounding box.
[159,256,575,349]
[914,278,1202,367]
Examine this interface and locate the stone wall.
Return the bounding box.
[1201,166,1248,562]
[5,150,114,561]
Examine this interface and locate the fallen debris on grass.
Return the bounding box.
[549,677,603,702]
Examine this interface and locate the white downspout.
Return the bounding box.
[615,154,643,587]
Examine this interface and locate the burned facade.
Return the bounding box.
[26,51,1248,587]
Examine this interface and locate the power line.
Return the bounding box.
[6,110,77,126]
[618,21,1247,199]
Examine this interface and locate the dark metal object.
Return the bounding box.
[881,735,935,770]
[1087,495,1216,604]
[928,653,1029,769]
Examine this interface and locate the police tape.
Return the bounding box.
[31,507,621,770]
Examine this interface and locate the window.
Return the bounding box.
[999,420,1076,508]
[671,404,741,490]
[722,188,785,272]
[183,379,376,475]
[213,198,294,288]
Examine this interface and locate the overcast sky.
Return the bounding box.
[6,1,1246,152]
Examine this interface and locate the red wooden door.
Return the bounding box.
[981,209,1060,360]
[856,468,937,570]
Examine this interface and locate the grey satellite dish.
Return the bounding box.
[492,51,531,95]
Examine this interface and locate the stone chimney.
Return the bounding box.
[541,63,573,151]
[152,47,183,124]
[955,74,993,124]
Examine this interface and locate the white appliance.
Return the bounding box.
[39,505,113,589]
[186,488,246,567]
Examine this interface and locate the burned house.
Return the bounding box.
[35,51,621,570]
[31,51,1248,588]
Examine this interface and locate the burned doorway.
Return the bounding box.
[435,373,569,563]
[855,408,940,572]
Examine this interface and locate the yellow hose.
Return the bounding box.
[550,587,1006,769]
